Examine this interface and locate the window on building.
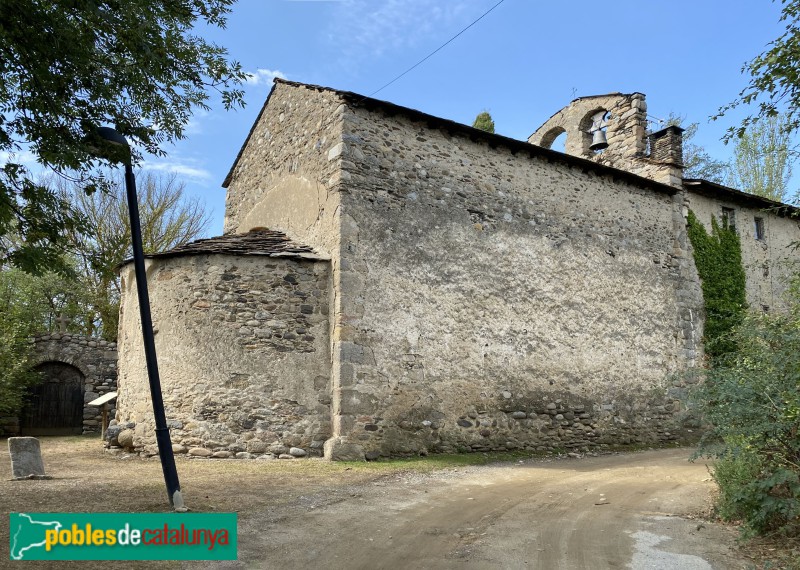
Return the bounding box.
[754,217,765,240]
[721,207,736,230]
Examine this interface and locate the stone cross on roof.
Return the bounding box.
[54,313,71,333]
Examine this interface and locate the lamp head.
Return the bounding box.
[89,127,131,165]
[96,127,129,147]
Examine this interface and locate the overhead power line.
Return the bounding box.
[366,0,507,99]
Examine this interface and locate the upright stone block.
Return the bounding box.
[323,437,365,461]
[8,437,47,479]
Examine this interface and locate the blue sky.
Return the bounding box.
[144,0,788,236]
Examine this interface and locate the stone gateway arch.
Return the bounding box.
[0,335,118,437]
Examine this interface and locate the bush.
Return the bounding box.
[712,444,764,522]
[711,444,800,536]
[693,288,800,537]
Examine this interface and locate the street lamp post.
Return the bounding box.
[96,127,185,510]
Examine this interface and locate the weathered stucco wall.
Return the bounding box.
[116,253,331,458]
[332,102,704,457]
[223,82,345,259]
[686,192,800,312]
[116,81,800,462]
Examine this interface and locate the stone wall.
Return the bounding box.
[686,190,800,312]
[115,253,331,458]
[0,335,118,436]
[330,100,705,457]
[223,82,345,258]
[122,81,799,461]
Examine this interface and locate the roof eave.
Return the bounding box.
[683,178,799,216]
[223,79,678,198]
[222,82,281,188]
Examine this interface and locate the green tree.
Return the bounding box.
[63,171,210,340]
[0,0,244,273]
[664,114,728,183]
[726,114,796,202]
[472,111,495,133]
[0,269,60,414]
[24,267,96,336]
[715,0,800,140]
[0,263,97,415]
[680,124,730,183]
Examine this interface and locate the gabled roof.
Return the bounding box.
[221,80,678,197]
[683,179,799,217]
[121,229,327,267]
[221,80,800,214]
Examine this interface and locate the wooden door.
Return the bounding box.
[20,362,84,435]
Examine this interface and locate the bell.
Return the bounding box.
[589,129,608,151]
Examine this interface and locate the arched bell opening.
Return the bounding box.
[539,126,568,153]
[580,108,611,156]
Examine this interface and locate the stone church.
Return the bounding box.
[114,80,800,460]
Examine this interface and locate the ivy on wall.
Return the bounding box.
[686,209,747,358]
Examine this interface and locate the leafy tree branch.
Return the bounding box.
[0,0,244,272]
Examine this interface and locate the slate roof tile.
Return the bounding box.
[128,229,326,264]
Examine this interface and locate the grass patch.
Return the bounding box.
[337,449,538,472]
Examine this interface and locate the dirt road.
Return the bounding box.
[1,440,746,569]
[231,449,744,569]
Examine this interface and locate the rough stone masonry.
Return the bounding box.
[115,80,800,460]
[0,335,118,437]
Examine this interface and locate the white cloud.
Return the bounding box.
[0,149,39,169]
[141,160,213,182]
[1,144,213,186]
[330,0,474,63]
[244,68,287,87]
[184,109,209,136]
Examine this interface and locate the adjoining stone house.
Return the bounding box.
[115,80,800,460]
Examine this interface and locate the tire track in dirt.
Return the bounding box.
[221,449,745,570]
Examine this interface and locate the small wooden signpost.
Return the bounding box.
[87,391,118,440]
